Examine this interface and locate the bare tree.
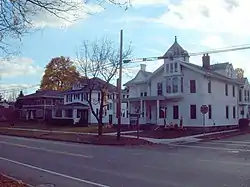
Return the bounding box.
[76,38,132,136]
[0,0,131,55]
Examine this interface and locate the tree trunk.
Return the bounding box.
[98,120,103,136]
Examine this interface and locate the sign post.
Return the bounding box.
[200,105,208,136]
[129,113,140,139]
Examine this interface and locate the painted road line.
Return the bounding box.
[0,141,93,158]
[215,140,250,144]
[199,159,250,166]
[168,143,250,152]
[0,156,110,187]
[199,141,250,148]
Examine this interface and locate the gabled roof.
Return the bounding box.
[65,77,117,93]
[124,70,153,86]
[163,36,189,58]
[18,90,64,100]
[210,62,230,70]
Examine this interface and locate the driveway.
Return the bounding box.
[1,134,250,187]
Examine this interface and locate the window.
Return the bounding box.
[225,84,228,96]
[144,92,147,96]
[233,106,236,119]
[232,86,235,97]
[55,109,62,117]
[66,109,73,118]
[170,63,173,73]
[96,108,99,117]
[109,103,113,110]
[190,105,196,119]
[173,105,179,119]
[81,93,84,101]
[248,90,250,101]
[208,105,212,119]
[174,63,178,72]
[157,82,163,96]
[181,77,183,93]
[245,90,247,101]
[239,89,242,102]
[98,93,100,101]
[172,77,178,93]
[166,78,171,93]
[226,106,229,119]
[208,81,211,93]
[123,94,125,98]
[140,92,143,96]
[166,64,169,73]
[190,80,196,93]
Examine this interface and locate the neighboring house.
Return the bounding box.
[238,78,250,118]
[52,77,117,125]
[16,90,64,121]
[122,36,245,129]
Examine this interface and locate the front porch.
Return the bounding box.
[52,103,89,125]
[123,96,182,126]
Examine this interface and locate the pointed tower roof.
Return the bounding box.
[163,36,189,58]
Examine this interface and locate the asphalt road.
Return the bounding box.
[1,134,250,187]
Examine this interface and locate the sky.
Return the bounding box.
[1,0,250,98]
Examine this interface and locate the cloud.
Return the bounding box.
[0,57,43,78]
[29,0,104,28]
[200,35,226,49]
[157,0,250,36]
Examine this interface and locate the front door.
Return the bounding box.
[109,115,113,124]
[78,109,88,126]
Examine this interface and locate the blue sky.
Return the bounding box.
[1,0,250,98]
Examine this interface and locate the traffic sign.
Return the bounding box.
[200,105,208,114]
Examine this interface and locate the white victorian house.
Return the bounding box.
[120,37,250,129]
[52,77,117,125]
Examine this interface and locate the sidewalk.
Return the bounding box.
[120,129,239,144]
[0,127,244,145]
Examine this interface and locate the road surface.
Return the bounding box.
[1,134,250,187]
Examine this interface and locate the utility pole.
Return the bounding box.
[117,29,123,140]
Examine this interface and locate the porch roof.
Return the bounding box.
[122,96,167,102]
[54,102,89,109]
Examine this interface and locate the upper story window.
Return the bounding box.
[140,92,143,97]
[157,82,163,96]
[232,86,235,97]
[144,92,147,96]
[166,78,171,93]
[239,89,242,102]
[244,90,247,101]
[174,63,178,72]
[248,90,250,101]
[172,77,178,93]
[208,81,211,93]
[190,80,196,93]
[170,63,173,73]
[225,84,228,96]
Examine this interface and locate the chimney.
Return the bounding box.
[140,64,146,71]
[202,53,210,69]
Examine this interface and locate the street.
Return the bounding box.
[1,134,250,187]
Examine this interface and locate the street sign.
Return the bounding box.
[200,105,208,114]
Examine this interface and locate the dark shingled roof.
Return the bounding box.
[210,62,230,70]
[64,77,117,93]
[18,90,64,100]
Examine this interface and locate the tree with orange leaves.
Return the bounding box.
[40,56,81,91]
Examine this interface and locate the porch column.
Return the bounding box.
[62,109,65,117]
[156,100,159,124]
[127,101,130,117]
[140,100,143,118]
